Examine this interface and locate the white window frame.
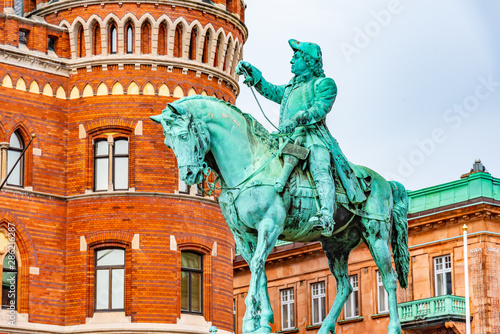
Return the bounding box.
[95,248,125,311]
[311,281,326,325]
[94,136,129,192]
[280,288,294,331]
[377,271,389,314]
[434,255,452,296]
[178,177,190,193]
[344,275,359,319]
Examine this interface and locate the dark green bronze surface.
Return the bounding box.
[152,40,410,334]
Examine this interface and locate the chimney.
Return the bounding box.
[461,159,489,179]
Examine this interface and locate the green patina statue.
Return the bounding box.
[237,39,369,237]
[151,40,409,334]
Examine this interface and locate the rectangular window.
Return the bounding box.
[94,137,129,191]
[113,139,129,190]
[311,282,326,325]
[95,249,125,311]
[178,177,190,193]
[94,140,109,191]
[434,255,452,296]
[377,271,389,313]
[48,36,57,52]
[19,30,27,45]
[181,252,203,314]
[281,288,294,330]
[344,275,359,319]
[233,299,236,333]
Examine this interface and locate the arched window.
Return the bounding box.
[223,40,233,72]
[189,27,198,60]
[231,43,240,75]
[157,23,167,56]
[92,23,101,55]
[77,25,85,58]
[214,34,223,68]
[140,22,151,54]
[109,23,117,54]
[95,248,125,311]
[174,25,183,58]
[125,24,134,54]
[2,252,18,310]
[181,251,203,314]
[201,31,210,64]
[7,131,24,187]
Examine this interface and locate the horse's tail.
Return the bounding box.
[389,181,410,289]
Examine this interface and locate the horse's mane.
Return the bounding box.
[174,95,278,150]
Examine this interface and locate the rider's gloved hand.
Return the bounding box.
[236,61,262,87]
[278,119,298,134]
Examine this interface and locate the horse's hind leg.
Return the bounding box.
[361,219,401,334]
[319,226,362,334]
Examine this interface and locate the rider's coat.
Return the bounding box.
[254,72,369,205]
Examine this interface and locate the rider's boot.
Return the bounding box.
[309,171,336,237]
[275,154,299,193]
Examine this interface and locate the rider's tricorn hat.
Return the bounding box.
[288,39,322,61]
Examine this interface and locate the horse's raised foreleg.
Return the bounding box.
[319,227,361,334]
[361,219,401,334]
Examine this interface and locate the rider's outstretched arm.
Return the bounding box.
[254,77,286,105]
[237,61,286,104]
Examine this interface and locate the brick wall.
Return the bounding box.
[0,0,244,331]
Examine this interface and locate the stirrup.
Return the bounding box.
[309,212,335,237]
[274,181,285,193]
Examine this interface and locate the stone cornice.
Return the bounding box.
[29,0,248,41]
[69,56,240,94]
[0,46,240,93]
[0,44,70,77]
[0,11,67,32]
[0,186,219,206]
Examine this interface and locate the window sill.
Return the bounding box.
[277,328,299,333]
[86,311,131,324]
[370,312,389,319]
[306,324,322,330]
[338,316,363,325]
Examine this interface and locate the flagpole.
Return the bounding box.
[463,224,471,334]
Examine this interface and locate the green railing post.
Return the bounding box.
[445,296,452,316]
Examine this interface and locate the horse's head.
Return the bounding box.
[151,103,211,185]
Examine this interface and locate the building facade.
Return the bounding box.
[234,163,500,334]
[0,0,246,333]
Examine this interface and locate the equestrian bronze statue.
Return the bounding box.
[151,39,409,334]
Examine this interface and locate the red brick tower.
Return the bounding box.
[0,0,246,332]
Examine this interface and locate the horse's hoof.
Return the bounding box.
[242,318,259,334]
[244,325,271,334]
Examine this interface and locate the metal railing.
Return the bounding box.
[398,295,466,322]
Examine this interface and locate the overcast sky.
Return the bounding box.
[235,0,500,191]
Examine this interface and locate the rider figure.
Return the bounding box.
[237,39,368,237]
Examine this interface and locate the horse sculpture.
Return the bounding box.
[151,95,409,334]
